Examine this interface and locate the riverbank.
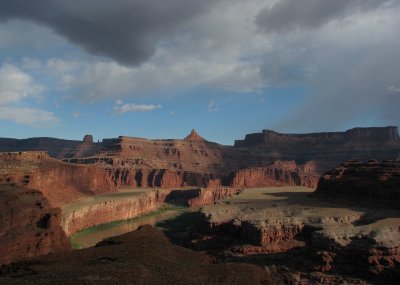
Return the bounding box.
[69,204,192,249]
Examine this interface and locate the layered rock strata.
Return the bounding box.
[0,152,117,207]
[62,187,242,236]
[2,127,398,177]
[65,158,318,189]
[234,126,400,173]
[62,189,171,236]
[315,160,400,204]
[229,161,319,188]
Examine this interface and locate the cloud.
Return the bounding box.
[0,63,44,105]
[0,107,59,127]
[0,63,59,126]
[207,100,218,112]
[113,102,162,114]
[256,0,396,33]
[0,0,218,66]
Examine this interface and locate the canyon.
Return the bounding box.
[0,127,399,284]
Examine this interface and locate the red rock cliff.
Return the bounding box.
[229,161,319,188]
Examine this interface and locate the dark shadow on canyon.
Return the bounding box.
[156,211,203,245]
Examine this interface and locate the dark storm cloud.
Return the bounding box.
[256,0,396,33]
[0,0,216,65]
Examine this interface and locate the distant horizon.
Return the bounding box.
[1,125,399,146]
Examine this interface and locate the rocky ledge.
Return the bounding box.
[192,187,400,284]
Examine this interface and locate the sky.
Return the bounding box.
[0,0,399,145]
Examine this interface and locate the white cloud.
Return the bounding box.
[0,63,59,127]
[207,100,218,112]
[113,102,162,114]
[0,63,44,105]
[170,110,176,115]
[0,107,59,127]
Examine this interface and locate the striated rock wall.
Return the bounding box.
[314,160,400,203]
[107,167,221,188]
[228,161,319,188]
[62,189,172,236]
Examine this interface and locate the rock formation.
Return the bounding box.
[2,127,399,177]
[234,126,400,174]
[228,161,319,188]
[0,185,71,266]
[194,187,400,284]
[0,151,244,265]
[0,152,117,207]
[315,160,400,204]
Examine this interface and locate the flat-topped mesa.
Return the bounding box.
[184,129,206,142]
[234,126,400,147]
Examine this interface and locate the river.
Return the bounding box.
[70,206,192,249]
